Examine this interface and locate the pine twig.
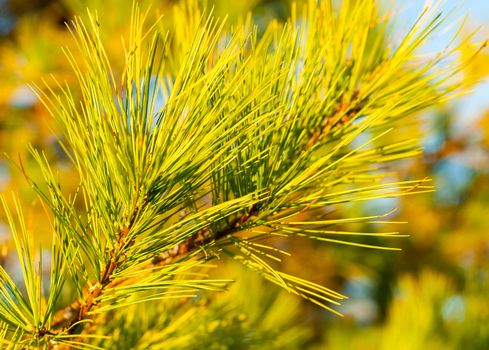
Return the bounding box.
[49,91,362,338]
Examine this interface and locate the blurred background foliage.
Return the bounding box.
[0,0,488,348]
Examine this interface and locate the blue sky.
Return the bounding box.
[394,0,489,205]
[394,0,489,126]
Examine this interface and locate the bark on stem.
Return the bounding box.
[51,208,139,333]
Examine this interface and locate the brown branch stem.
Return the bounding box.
[49,203,259,341]
[151,203,261,266]
[305,92,362,150]
[50,206,140,334]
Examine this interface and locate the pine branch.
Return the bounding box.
[0,0,477,347]
[49,91,366,334]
